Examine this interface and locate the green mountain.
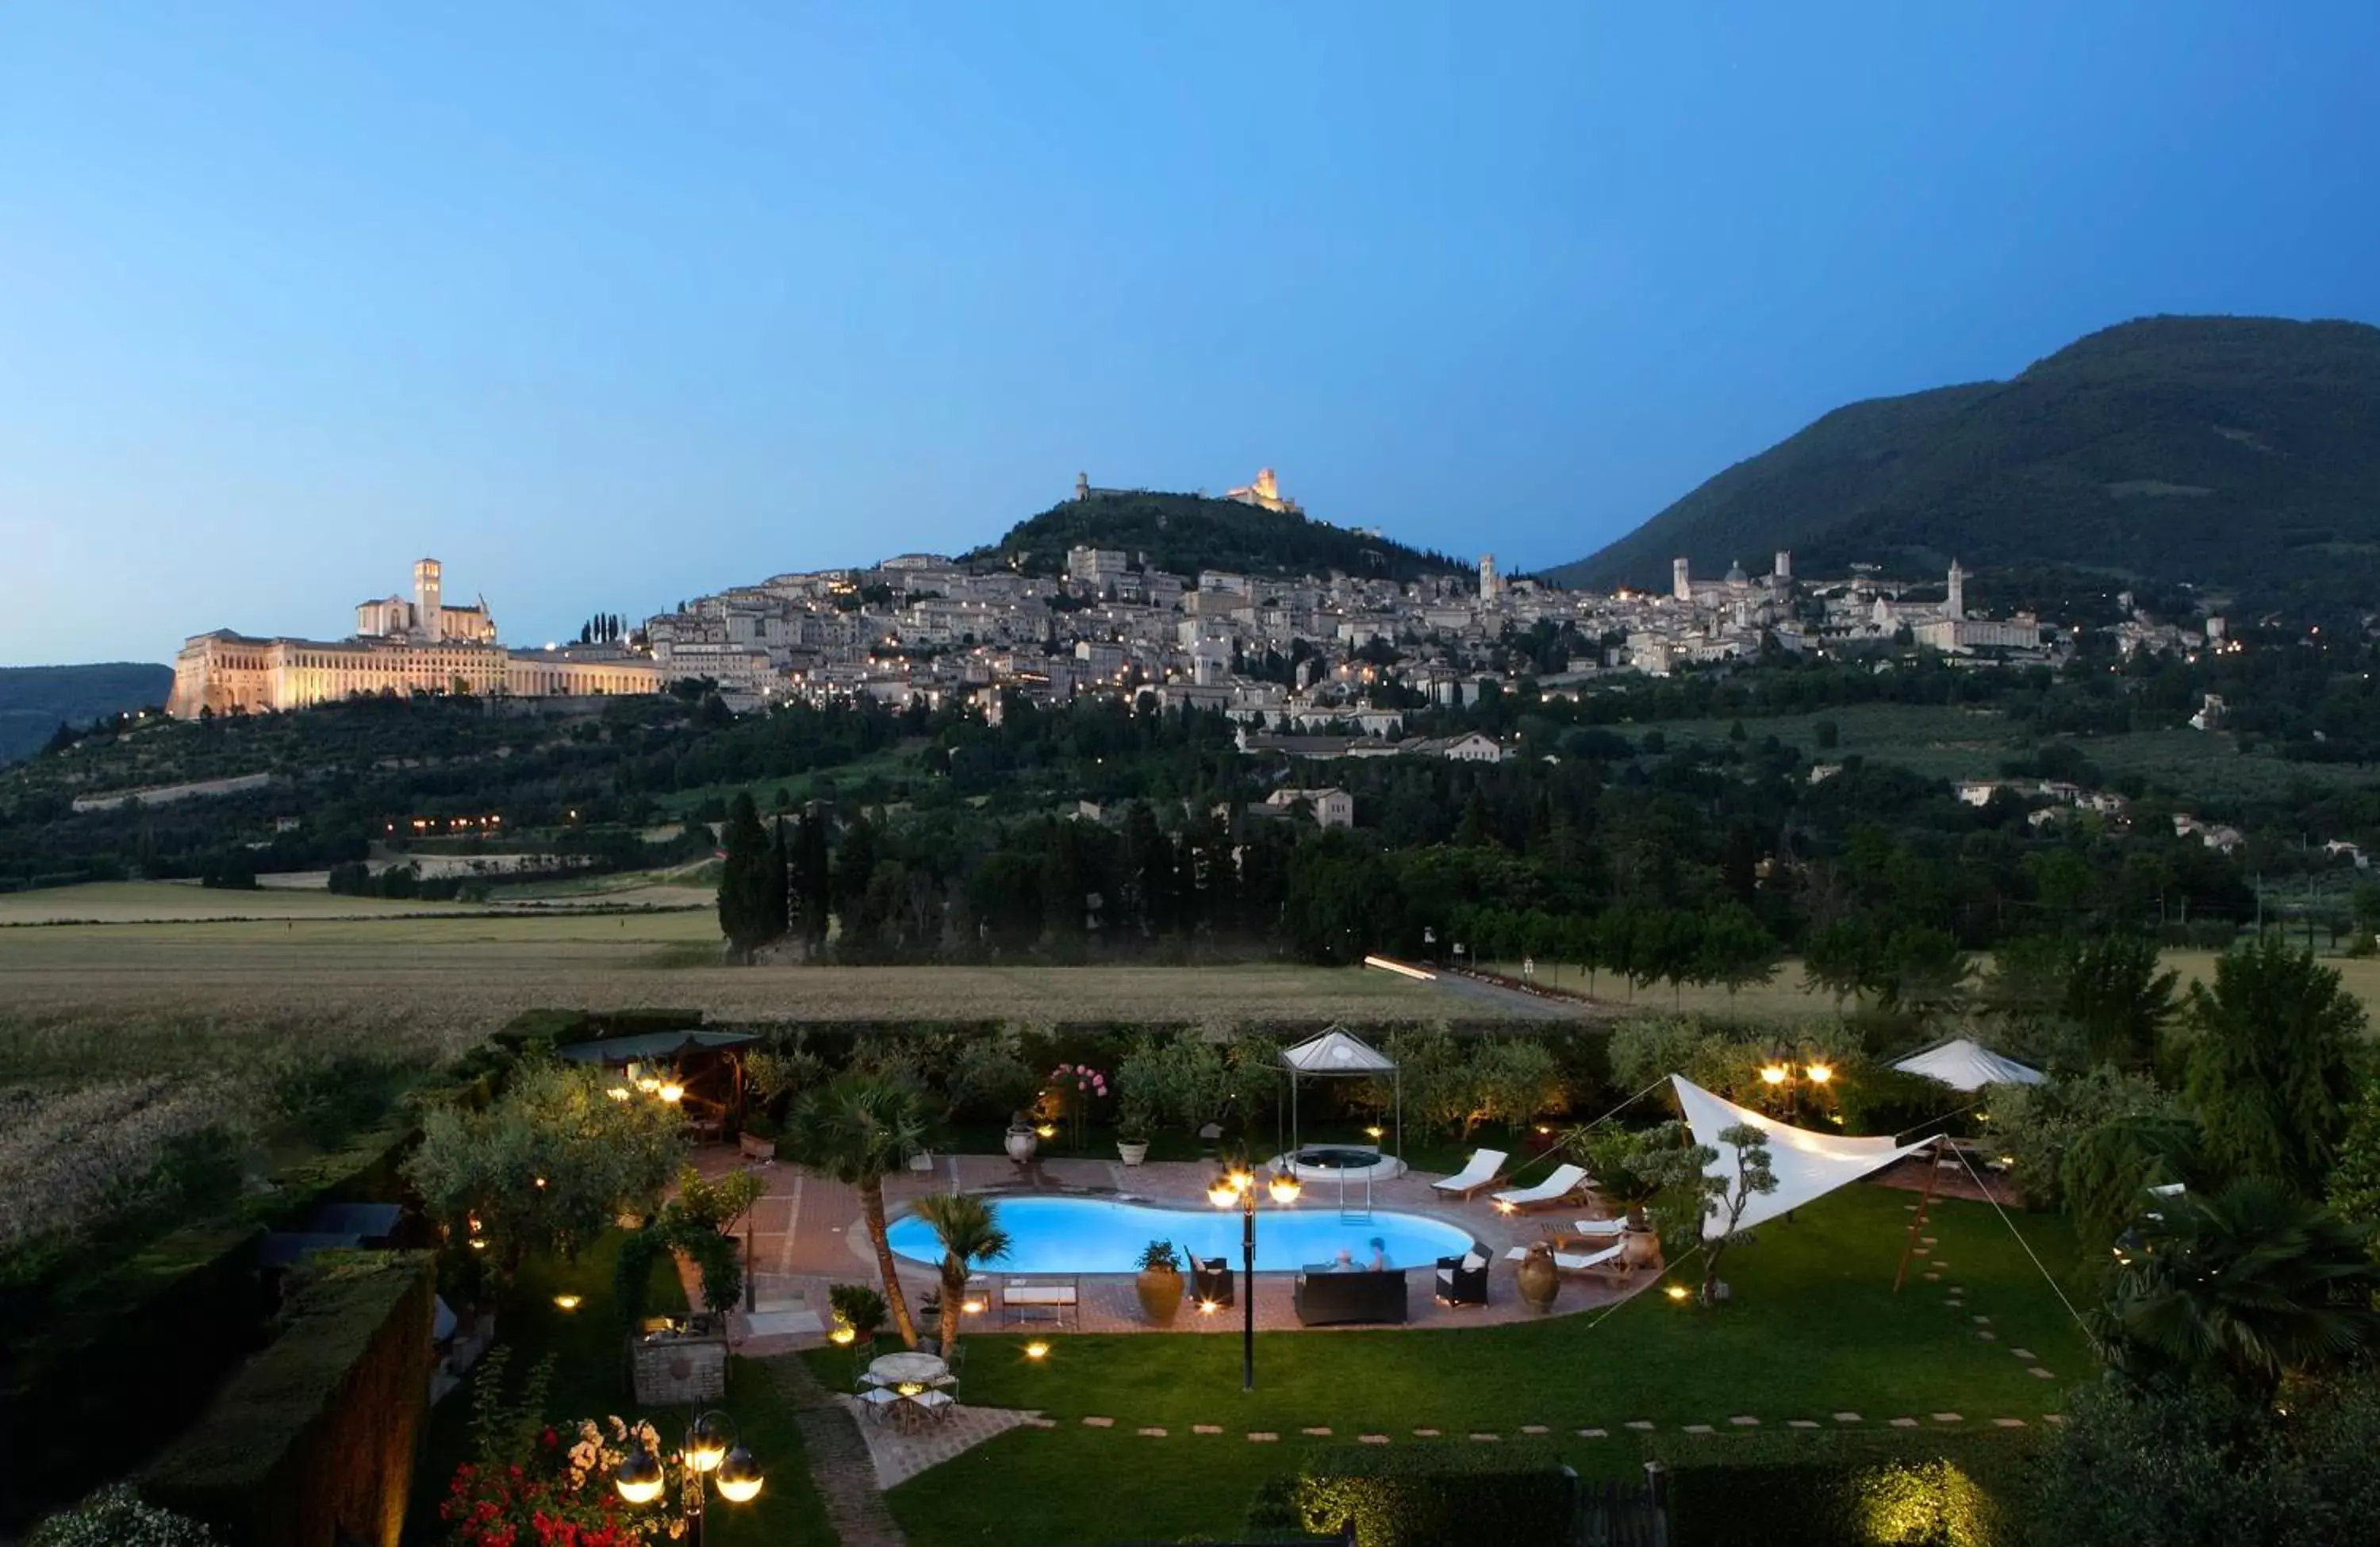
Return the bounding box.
[962,489,1468,583]
[1548,315,2380,612]
[0,663,173,764]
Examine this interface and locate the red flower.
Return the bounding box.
[541,1426,559,1448]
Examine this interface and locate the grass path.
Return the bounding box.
[867,1188,2090,1547]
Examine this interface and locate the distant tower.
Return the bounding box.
[1945,559,1967,622]
[1075,472,1090,502]
[1672,556,1691,604]
[413,558,444,642]
[1774,551,1791,584]
[1479,554,1501,603]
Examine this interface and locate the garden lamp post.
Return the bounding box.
[616,1410,764,1546]
[1208,1164,1302,1392]
[1757,1057,1833,1124]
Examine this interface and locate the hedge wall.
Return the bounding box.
[1655,1429,2036,1547]
[148,1250,436,1547]
[1278,1441,1575,1547]
[0,1223,268,1531]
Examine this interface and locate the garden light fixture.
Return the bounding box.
[552,1294,582,1311]
[1760,1065,1788,1086]
[715,1447,764,1504]
[1024,1341,1050,1360]
[614,1444,665,1504]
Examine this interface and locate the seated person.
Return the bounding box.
[1330,1248,1358,1273]
[1367,1236,1393,1272]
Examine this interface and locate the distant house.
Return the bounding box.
[1260,787,1355,829]
[1403,731,1507,763]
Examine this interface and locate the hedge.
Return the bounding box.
[1653,1428,2037,1547]
[0,1223,269,1531]
[1280,1441,1574,1547]
[148,1251,436,1547]
[1,1118,420,1532]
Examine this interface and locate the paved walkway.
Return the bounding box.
[835,1395,1038,1489]
[766,1354,910,1547]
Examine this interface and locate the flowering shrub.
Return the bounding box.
[441,1417,684,1545]
[29,1484,223,1547]
[1050,1062,1111,1099]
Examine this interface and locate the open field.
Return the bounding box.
[873,1186,2090,1547]
[0,878,714,924]
[1649,701,2380,803]
[0,913,1543,1038]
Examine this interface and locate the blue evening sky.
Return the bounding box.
[4,2,2377,666]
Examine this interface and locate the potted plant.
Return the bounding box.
[1134,1239,1184,1327]
[1004,1111,1040,1164]
[1115,1092,1157,1167]
[739,1111,778,1163]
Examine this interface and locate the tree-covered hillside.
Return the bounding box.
[0,663,174,764]
[1551,316,2380,613]
[962,490,1470,582]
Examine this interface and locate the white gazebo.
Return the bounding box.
[1279,1027,1402,1173]
[1891,1038,2045,1093]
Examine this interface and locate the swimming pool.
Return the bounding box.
[885,1194,1475,1275]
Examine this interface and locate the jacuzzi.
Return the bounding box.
[1273,1145,1407,1183]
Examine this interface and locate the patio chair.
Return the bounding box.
[1555,1216,1630,1238]
[1434,1250,1490,1307]
[1491,1163,1590,1212]
[1503,1241,1626,1275]
[858,1387,904,1424]
[908,1388,956,1422]
[1431,1149,1509,1200]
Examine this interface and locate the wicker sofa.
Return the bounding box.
[1292,1266,1409,1326]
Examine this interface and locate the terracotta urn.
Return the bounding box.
[1135,1262,1184,1326]
[1004,1124,1039,1163]
[1515,1242,1561,1315]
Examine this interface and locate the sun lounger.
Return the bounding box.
[1491,1163,1589,1211]
[1505,1242,1627,1274]
[1560,1217,1629,1238]
[1431,1149,1509,1199]
[1000,1277,1081,1328]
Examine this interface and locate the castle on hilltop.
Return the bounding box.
[1073,467,1303,515]
[165,558,659,719]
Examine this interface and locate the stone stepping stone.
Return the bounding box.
[1301,1427,1333,1437]
[1138,1426,1167,1438]
[1682,1424,1715,1434]
[1578,1428,1608,1439]
[1972,1315,1992,1323]
[1192,1425,1222,1435]
[1929,1260,1947,1269]
[1625,1421,1655,1432]
[1978,1331,1998,1341]
[1832,1412,1862,1423]
[2029,1368,2056,1379]
[1993,1418,2027,1428]
[1082,1416,1114,1428]
[1890,1418,1919,1428]
[1023,1416,1057,1429]
[1931,1413,1963,1424]
[2043,1414,2067,1425]
[1358,1434,1391,1445]
[1249,1432,1280,1442]
[1920,1236,1938,1246]
[1413,1427,1442,1438]
[1520,1425,1549,1435]
[1923,1273,1940,1282]
[2010,1349,2037,1361]
[1787,1420,1819,1430]
[1729,1416,1759,1426]
[1468,1433,1501,1442]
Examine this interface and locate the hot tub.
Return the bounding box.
[1273,1146,1407,1183]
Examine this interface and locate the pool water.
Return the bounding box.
[886,1195,1475,1275]
[1292,1146,1381,1169]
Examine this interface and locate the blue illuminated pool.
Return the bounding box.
[886,1194,1475,1275]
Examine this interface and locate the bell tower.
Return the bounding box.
[414,558,444,641]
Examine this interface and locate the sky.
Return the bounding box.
[5,2,2378,666]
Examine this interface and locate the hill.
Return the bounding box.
[1549,315,2380,612]
[961,489,1469,582]
[0,662,174,764]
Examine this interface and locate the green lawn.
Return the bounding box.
[863,1187,2090,1547]
[409,1234,834,1547]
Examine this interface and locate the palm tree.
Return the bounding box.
[785,1070,931,1349]
[2100,1177,2380,1401]
[910,1193,1012,1361]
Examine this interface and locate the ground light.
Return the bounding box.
[1024,1341,1050,1360]
[1664,1284,1691,1303]
[552,1294,582,1311]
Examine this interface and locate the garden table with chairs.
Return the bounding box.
[858,1350,956,1427]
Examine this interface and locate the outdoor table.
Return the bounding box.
[867,1351,949,1388]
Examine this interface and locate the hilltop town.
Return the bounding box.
[163,470,2208,735]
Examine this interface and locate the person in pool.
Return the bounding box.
[1367,1236,1393,1272]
